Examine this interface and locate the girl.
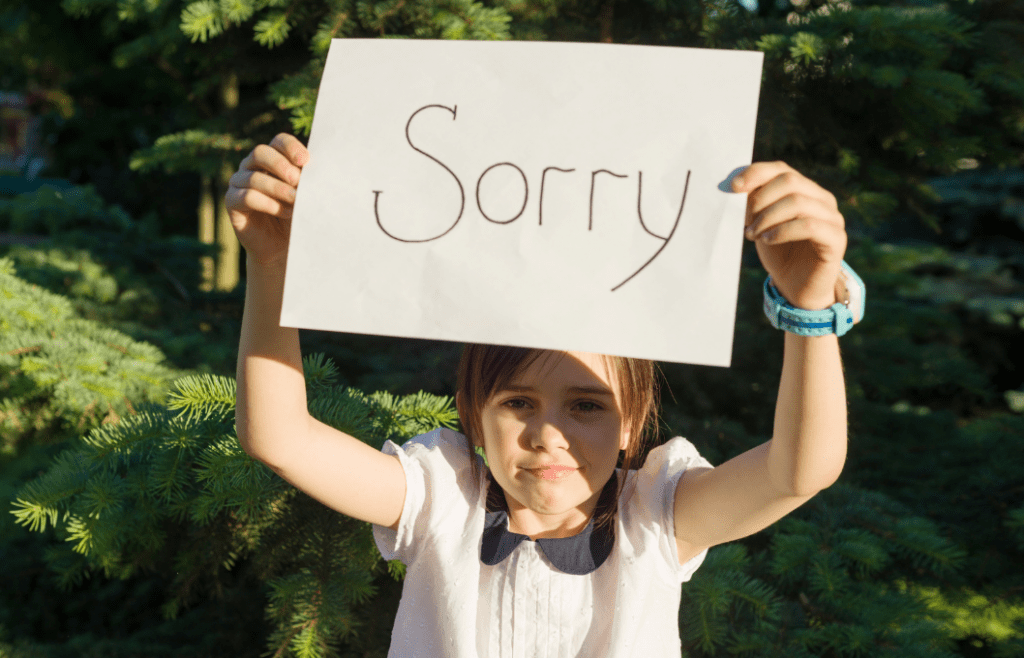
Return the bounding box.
[228,133,856,657]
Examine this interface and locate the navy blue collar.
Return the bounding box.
[479,473,616,575]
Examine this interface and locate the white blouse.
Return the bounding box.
[372,427,714,658]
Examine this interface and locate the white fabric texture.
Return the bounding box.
[372,427,714,658]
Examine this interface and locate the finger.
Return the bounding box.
[731,161,793,193]
[225,185,293,220]
[269,133,310,168]
[756,216,848,256]
[745,171,838,225]
[746,193,843,239]
[230,169,297,206]
[246,143,303,187]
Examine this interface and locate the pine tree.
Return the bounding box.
[11,352,457,658]
[11,0,1022,282]
[664,237,1024,657]
[0,183,242,375]
[0,256,178,454]
[4,0,1023,654]
[679,485,967,657]
[121,0,514,293]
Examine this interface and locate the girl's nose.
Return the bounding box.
[530,414,570,452]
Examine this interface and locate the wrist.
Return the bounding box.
[763,261,865,337]
[794,295,837,312]
[768,279,835,312]
[772,269,855,315]
[246,253,288,275]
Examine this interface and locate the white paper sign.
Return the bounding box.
[282,39,763,366]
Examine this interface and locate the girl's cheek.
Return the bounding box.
[494,415,526,436]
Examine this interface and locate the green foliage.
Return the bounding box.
[741,0,1024,227]
[666,238,1024,658]
[2,0,1023,654]
[431,0,512,40]
[11,0,1024,234]
[263,0,513,136]
[129,130,254,178]
[0,0,210,231]
[164,373,237,425]
[1,185,129,236]
[180,0,223,43]
[0,186,242,376]
[0,184,212,296]
[11,354,457,658]
[1008,506,1024,550]
[681,486,965,657]
[0,258,178,455]
[253,11,292,48]
[917,586,1024,649]
[268,63,325,137]
[73,0,522,187]
[927,168,1024,243]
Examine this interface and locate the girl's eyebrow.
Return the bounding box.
[567,385,615,397]
[503,384,615,397]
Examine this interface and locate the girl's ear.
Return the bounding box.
[619,422,632,452]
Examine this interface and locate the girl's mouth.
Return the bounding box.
[530,466,577,480]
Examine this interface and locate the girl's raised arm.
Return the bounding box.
[229,134,406,531]
[672,162,849,564]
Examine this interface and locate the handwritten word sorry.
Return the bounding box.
[372,104,691,292]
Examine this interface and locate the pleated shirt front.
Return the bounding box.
[372,427,713,658]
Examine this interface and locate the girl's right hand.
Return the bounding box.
[225,133,310,267]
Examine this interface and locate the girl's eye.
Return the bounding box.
[574,400,603,413]
[503,398,529,410]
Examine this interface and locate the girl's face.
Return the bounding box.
[473,351,630,539]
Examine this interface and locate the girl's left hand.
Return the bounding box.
[733,162,847,310]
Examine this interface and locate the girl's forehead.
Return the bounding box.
[509,350,620,392]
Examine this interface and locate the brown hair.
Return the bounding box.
[456,344,660,536]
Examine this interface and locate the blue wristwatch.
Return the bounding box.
[762,260,866,337]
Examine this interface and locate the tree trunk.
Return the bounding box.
[198,174,216,293]
[215,70,241,292]
[599,0,614,43]
[216,159,239,291]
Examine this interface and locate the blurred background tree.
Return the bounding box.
[1,0,1022,656]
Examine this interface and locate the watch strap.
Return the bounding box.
[763,261,864,337]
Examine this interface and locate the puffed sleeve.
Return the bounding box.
[371,427,480,566]
[627,436,714,582]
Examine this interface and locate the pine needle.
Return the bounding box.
[165,373,237,424]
